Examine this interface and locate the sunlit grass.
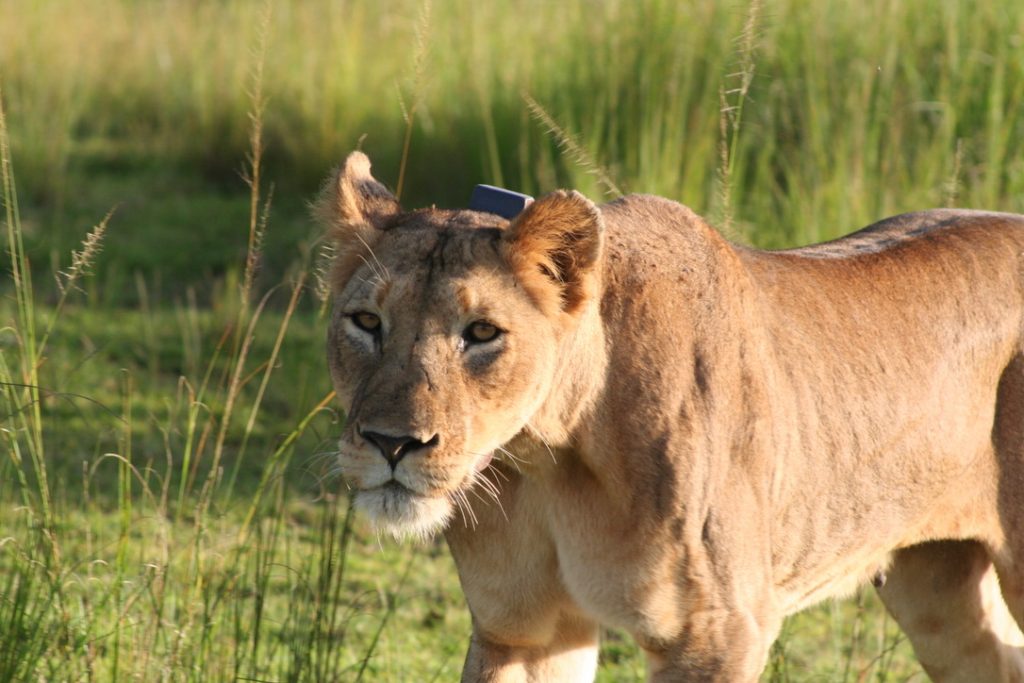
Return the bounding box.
[3,0,1022,232]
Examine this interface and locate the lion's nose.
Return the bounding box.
[360,430,439,469]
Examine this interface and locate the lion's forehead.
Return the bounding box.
[376,225,503,274]
[368,228,512,313]
[385,207,508,233]
[377,278,515,339]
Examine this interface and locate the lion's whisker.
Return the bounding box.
[468,485,504,520]
[466,468,508,522]
[526,427,558,465]
[475,473,502,502]
[495,446,525,473]
[354,232,390,282]
[469,479,507,522]
[453,488,478,529]
[485,463,511,484]
[448,489,466,527]
[354,253,384,284]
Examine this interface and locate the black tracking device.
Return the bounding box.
[468,185,533,219]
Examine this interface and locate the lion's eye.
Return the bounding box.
[351,311,381,334]
[463,321,500,344]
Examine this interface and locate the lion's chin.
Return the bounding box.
[356,484,453,542]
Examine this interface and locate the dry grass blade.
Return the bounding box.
[58,209,113,294]
[396,0,432,201]
[716,0,762,237]
[945,138,965,207]
[313,238,337,315]
[37,207,116,360]
[240,0,273,314]
[717,87,735,234]
[736,0,762,104]
[223,273,308,498]
[523,92,623,198]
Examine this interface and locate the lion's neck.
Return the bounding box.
[525,300,608,450]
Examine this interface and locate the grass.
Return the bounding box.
[1,0,1023,679]
[5,0,1024,291]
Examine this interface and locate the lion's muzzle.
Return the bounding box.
[359,428,440,470]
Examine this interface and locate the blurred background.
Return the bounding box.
[6,0,1024,299]
[1,0,1022,680]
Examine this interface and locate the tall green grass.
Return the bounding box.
[3,0,1023,235]
[1,0,1023,680]
[0,19,458,680]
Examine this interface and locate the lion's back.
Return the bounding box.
[775,208,1024,259]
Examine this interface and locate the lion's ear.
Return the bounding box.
[315,151,401,288]
[503,190,604,315]
[316,151,400,244]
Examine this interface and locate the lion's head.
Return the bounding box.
[318,152,604,539]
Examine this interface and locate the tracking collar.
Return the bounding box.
[468,185,533,219]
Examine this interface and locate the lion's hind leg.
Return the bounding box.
[875,540,1024,682]
[992,351,1024,656]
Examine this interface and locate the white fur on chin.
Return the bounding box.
[356,487,453,542]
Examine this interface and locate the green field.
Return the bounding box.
[2,0,1023,680]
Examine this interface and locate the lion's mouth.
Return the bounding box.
[346,452,497,539]
[367,479,428,505]
[355,479,454,540]
[376,479,410,493]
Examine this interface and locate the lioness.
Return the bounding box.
[320,151,1024,682]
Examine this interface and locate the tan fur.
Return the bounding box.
[321,151,1024,681]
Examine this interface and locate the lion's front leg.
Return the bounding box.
[460,614,599,683]
[642,607,775,683]
[447,466,599,682]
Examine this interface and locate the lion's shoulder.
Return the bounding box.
[599,194,726,271]
[600,194,710,236]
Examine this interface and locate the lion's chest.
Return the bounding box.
[543,489,691,641]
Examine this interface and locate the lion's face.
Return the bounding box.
[328,222,561,538]
[320,152,602,539]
